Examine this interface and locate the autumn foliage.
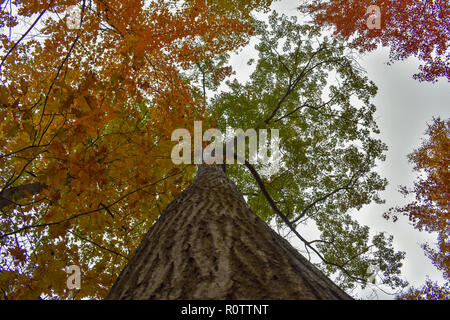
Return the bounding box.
[0,0,431,300]
[0,0,256,299]
[385,117,449,299]
[300,0,450,82]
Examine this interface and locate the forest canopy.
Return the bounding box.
[0,0,447,300]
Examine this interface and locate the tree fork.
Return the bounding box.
[106,164,352,300]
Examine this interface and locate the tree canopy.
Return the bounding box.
[211,11,406,291]
[0,0,428,300]
[299,0,450,82]
[0,0,257,299]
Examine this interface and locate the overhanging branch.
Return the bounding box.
[240,157,367,284]
[0,182,48,210]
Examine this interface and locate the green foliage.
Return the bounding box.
[210,12,407,290]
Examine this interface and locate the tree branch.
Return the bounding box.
[264,45,327,124]
[291,180,353,224]
[0,7,48,71]
[0,170,184,240]
[39,0,87,125]
[68,231,128,260]
[241,157,367,283]
[0,182,48,210]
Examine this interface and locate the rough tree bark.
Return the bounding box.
[106,164,352,300]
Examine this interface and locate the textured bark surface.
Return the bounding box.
[106,165,352,300]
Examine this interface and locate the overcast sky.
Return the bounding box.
[225,0,450,299]
[355,49,449,299]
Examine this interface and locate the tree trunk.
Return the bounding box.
[106,165,352,300]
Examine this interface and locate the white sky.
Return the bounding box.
[355,49,449,299]
[225,0,450,299]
